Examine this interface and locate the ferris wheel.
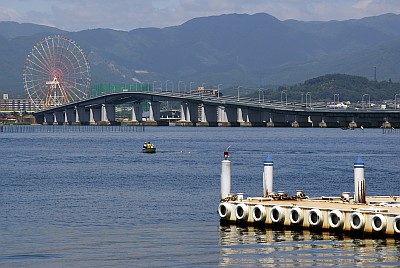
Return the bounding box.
[23,35,91,111]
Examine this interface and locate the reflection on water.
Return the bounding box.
[219,225,400,267]
[2,128,400,266]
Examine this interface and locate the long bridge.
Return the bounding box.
[34,90,400,128]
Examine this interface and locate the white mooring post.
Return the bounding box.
[263,155,273,197]
[220,151,231,200]
[354,156,366,204]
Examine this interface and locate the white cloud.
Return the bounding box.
[353,0,374,9]
[0,7,23,22]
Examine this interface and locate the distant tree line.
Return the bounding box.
[247,74,400,103]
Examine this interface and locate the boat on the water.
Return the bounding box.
[142,142,156,153]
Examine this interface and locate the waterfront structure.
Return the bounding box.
[33,91,400,128]
[218,153,400,237]
[0,93,36,113]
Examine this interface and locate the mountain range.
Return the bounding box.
[1,13,400,97]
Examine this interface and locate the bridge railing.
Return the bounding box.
[87,85,399,113]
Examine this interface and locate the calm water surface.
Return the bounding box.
[1,127,400,267]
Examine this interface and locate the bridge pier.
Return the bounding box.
[266,113,274,127]
[349,120,357,129]
[178,102,188,125]
[176,102,188,126]
[73,107,79,125]
[319,119,327,128]
[98,104,110,125]
[130,102,142,125]
[237,107,244,123]
[42,114,49,125]
[63,110,69,125]
[197,104,218,126]
[178,102,187,120]
[53,112,59,125]
[382,120,391,128]
[71,106,82,125]
[143,101,160,126]
[176,102,198,126]
[218,106,235,127]
[237,107,251,126]
[89,108,96,125]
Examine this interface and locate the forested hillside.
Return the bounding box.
[248,74,400,103]
[1,13,400,98]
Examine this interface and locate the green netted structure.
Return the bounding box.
[90,83,152,97]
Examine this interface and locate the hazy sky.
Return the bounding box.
[0,0,399,31]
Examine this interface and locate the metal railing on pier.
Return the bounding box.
[0,125,145,133]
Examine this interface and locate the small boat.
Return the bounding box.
[142,142,156,153]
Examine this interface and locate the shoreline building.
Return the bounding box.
[0,93,36,113]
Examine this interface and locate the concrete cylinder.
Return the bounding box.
[354,156,366,204]
[220,153,231,200]
[263,155,273,197]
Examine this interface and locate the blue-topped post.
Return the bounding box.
[354,156,366,204]
[220,151,231,200]
[263,155,273,197]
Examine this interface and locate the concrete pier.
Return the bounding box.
[219,195,400,236]
[219,155,400,237]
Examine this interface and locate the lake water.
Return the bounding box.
[1,127,400,267]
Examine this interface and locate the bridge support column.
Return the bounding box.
[145,101,160,126]
[72,107,81,125]
[290,115,298,127]
[267,116,274,127]
[63,110,68,125]
[308,116,314,127]
[179,102,187,121]
[176,102,198,126]
[200,105,205,123]
[75,108,79,124]
[89,108,96,125]
[237,107,244,123]
[130,102,142,125]
[101,104,108,122]
[382,120,391,128]
[185,103,192,122]
[77,107,89,125]
[177,102,189,126]
[99,104,110,125]
[237,107,251,126]
[218,106,231,126]
[197,104,217,126]
[53,113,58,125]
[349,120,357,129]
[42,114,49,125]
